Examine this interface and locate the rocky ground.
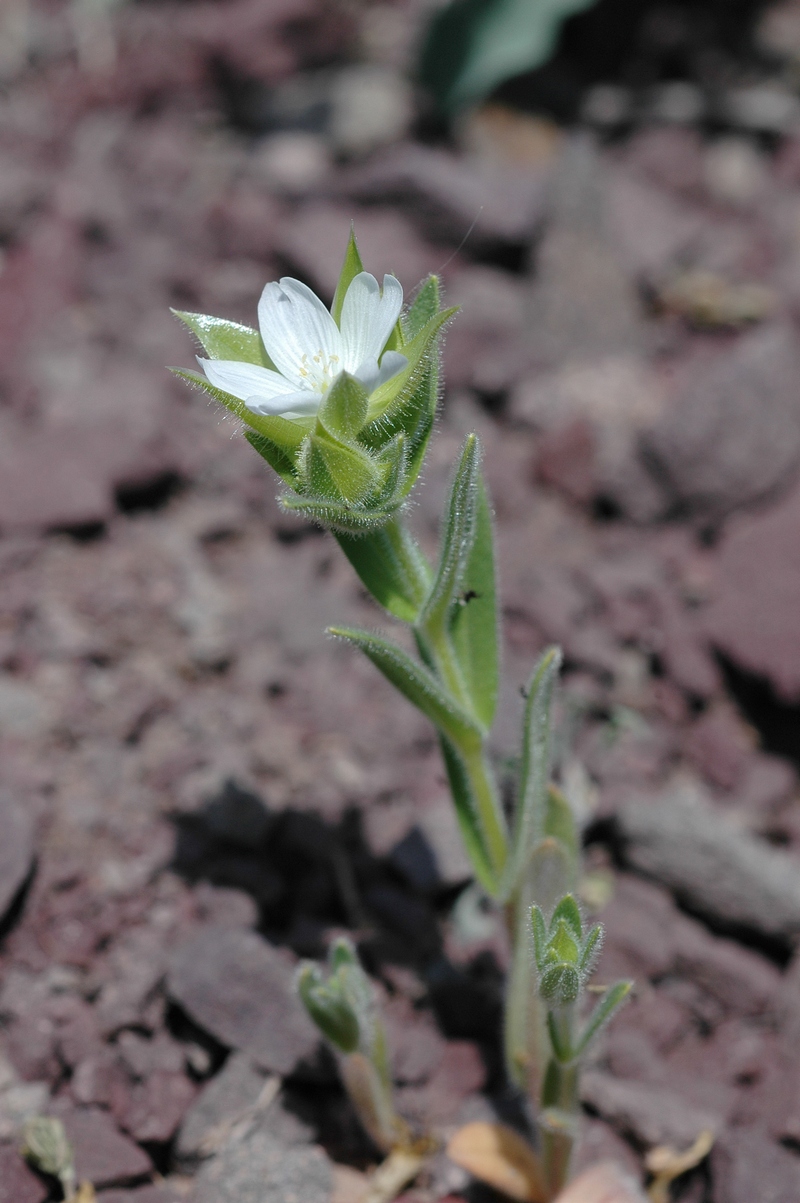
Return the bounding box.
[2,1,800,1201]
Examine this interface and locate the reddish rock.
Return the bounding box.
[118,1070,197,1144]
[59,1106,153,1189]
[535,419,597,504]
[683,707,756,791]
[0,1146,48,1203]
[702,484,800,701]
[167,927,318,1074]
[0,793,35,924]
[711,1128,799,1203]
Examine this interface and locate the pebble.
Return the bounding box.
[167,928,318,1075]
[192,1130,332,1203]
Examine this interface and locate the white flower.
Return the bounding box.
[198,272,408,420]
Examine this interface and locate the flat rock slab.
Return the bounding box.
[701,484,800,701]
[580,1070,722,1148]
[193,1130,332,1203]
[60,1106,153,1189]
[97,1189,183,1203]
[616,784,800,944]
[0,1146,48,1203]
[0,792,35,923]
[167,928,318,1075]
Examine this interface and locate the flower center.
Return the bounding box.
[298,349,341,394]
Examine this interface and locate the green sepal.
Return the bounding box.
[332,227,365,326]
[539,962,580,1006]
[172,310,273,367]
[499,647,562,902]
[573,981,632,1059]
[297,963,361,1053]
[245,430,297,487]
[303,433,380,504]
[531,904,548,971]
[170,368,303,441]
[335,519,431,623]
[403,276,441,340]
[317,372,369,442]
[328,627,483,751]
[578,923,603,977]
[279,494,403,533]
[366,306,457,423]
[551,895,583,944]
[547,920,580,967]
[438,735,498,895]
[449,476,499,731]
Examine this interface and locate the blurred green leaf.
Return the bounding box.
[420,0,599,115]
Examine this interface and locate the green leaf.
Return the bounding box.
[172,310,273,367]
[360,363,438,495]
[332,227,365,326]
[449,475,498,730]
[317,372,369,442]
[420,434,480,640]
[305,434,380,503]
[438,734,498,894]
[499,647,562,902]
[403,276,440,340]
[335,518,431,623]
[573,981,632,1059]
[245,430,297,486]
[366,306,457,423]
[550,895,582,943]
[419,0,599,115]
[328,627,483,751]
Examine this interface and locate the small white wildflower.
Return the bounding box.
[198,272,407,419]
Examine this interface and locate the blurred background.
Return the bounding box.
[2,1,800,1200]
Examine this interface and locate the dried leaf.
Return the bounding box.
[553,1161,649,1203]
[645,1130,714,1203]
[446,1121,547,1203]
[364,1146,430,1203]
[70,1184,96,1203]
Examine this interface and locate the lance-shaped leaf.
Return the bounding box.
[543,785,579,874]
[499,647,562,902]
[573,981,632,1059]
[172,310,273,367]
[335,519,431,623]
[449,476,499,731]
[281,494,403,533]
[419,434,480,641]
[331,227,365,326]
[438,735,498,895]
[403,275,441,340]
[328,627,483,751]
[366,306,458,423]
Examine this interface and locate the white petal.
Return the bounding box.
[353,357,381,394]
[340,273,403,372]
[375,350,408,388]
[245,391,320,418]
[199,357,296,403]
[258,277,342,390]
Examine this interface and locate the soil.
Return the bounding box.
[1,2,800,1201]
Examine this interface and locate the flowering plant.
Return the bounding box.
[175,231,631,1201]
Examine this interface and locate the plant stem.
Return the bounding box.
[460,743,508,881]
[540,1009,579,1200]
